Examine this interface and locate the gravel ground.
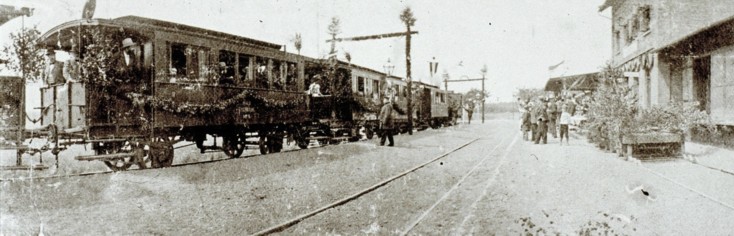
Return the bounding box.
[2,115,734,235]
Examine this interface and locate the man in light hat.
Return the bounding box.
[113,37,141,81]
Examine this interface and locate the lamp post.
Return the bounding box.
[480,65,487,124]
[383,58,394,76]
[382,58,394,103]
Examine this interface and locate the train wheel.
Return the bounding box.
[150,138,174,168]
[134,143,151,169]
[297,137,309,149]
[100,142,134,171]
[268,133,284,153]
[365,129,374,139]
[293,130,309,149]
[259,136,269,154]
[222,134,245,158]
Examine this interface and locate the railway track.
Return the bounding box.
[250,137,482,236]
[639,157,734,211]
[0,137,366,182]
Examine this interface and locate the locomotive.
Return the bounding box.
[0,16,463,171]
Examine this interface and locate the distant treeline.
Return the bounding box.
[481,102,518,113]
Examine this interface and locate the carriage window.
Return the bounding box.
[171,43,187,78]
[218,50,236,85]
[357,77,365,93]
[272,60,283,90]
[238,53,252,86]
[255,57,268,89]
[396,85,402,97]
[170,43,210,82]
[286,62,298,91]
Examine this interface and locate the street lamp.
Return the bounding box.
[381,58,395,103]
[383,58,394,76]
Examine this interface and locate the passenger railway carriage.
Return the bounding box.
[1,16,465,171]
[34,16,309,170]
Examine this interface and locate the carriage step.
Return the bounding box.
[306,136,332,140]
[75,152,136,161]
[0,164,49,171]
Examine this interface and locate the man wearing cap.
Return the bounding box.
[43,47,65,86]
[378,97,396,146]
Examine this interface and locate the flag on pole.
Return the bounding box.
[548,60,564,71]
[429,57,438,77]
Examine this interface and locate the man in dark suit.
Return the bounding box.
[44,47,65,86]
[379,97,395,146]
[113,38,142,82]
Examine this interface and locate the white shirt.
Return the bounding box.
[559,112,572,125]
[308,83,321,96]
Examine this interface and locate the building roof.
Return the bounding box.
[544,72,600,93]
[656,14,734,56]
[598,0,621,12]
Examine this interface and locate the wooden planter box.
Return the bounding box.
[621,132,684,160]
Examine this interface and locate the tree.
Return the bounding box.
[463,88,489,124]
[292,33,302,55]
[514,88,545,103]
[401,6,417,134]
[1,25,45,82]
[327,16,341,56]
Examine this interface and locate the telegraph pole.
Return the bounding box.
[444,66,488,124]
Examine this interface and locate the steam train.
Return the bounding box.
[0,16,462,171]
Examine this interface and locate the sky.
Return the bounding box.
[1,0,612,102]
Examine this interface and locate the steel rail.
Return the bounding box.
[251,137,481,236]
[0,137,366,182]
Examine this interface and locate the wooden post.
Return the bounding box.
[405,26,413,135]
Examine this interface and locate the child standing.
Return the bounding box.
[559,103,571,145]
[521,107,531,141]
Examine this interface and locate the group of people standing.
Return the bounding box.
[519,94,584,145]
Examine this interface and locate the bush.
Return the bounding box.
[585,65,716,153]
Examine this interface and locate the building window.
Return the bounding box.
[631,16,640,37]
[614,30,621,53]
[640,6,651,32]
[357,76,365,93]
[373,80,380,98]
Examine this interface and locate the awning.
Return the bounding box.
[544,72,600,93]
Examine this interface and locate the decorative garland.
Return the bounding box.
[353,97,381,112]
[128,89,306,116]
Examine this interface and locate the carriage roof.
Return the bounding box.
[38,15,282,50]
